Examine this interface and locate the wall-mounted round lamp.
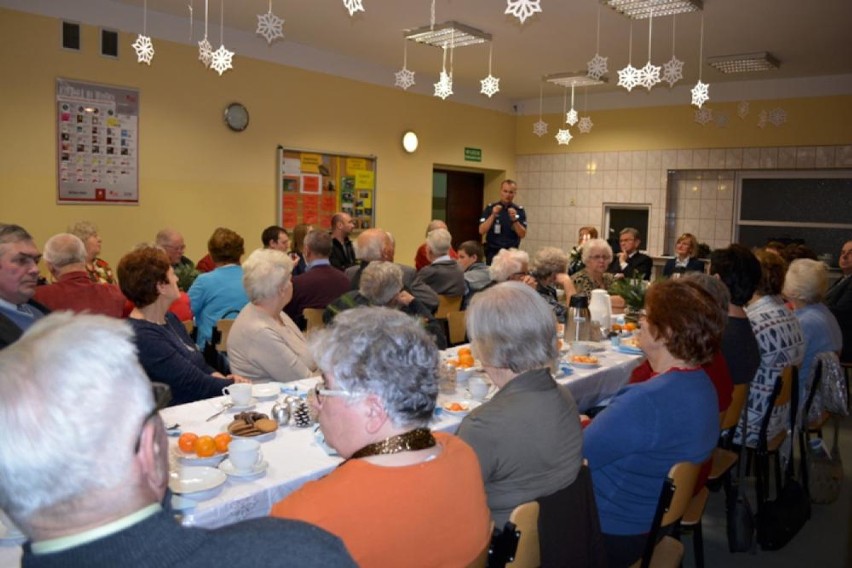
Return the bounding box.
[402,130,419,153]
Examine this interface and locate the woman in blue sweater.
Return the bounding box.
[584,279,724,567]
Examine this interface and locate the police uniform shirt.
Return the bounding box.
[480,202,527,250]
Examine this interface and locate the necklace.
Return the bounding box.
[350,428,436,460]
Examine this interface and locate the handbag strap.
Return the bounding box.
[736,390,749,485]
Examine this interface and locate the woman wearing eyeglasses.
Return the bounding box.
[571,238,617,298]
[270,307,491,567]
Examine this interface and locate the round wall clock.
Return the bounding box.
[224,102,249,132]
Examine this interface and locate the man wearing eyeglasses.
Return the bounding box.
[825,239,852,362]
[0,312,356,567]
[607,227,652,281]
[155,228,198,291]
[0,224,48,350]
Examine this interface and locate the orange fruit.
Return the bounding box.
[458,353,475,368]
[624,322,638,332]
[194,435,216,458]
[457,347,472,356]
[214,433,232,453]
[178,432,198,453]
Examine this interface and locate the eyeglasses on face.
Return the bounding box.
[508,271,529,280]
[313,379,355,404]
[587,255,610,262]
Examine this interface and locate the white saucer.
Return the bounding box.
[228,398,258,411]
[571,362,602,370]
[219,458,268,478]
[252,384,280,399]
[227,428,277,443]
[169,466,227,495]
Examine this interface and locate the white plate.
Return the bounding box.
[440,400,482,416]
[574,341,606,353]
[169,466,227,495]
[228,428,277,443]
[227,398,258,411]
[252,384,280,399]
[172,445,227,467]
[218,458,269,478]
[616,344,643,355]
[571,361,602,370]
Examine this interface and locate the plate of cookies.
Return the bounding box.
[226,411,279,442]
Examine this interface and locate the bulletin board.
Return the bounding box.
[277,146,376,231]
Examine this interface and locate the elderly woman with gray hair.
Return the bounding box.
[783,258,842,403]
[531,246,577,324]
[324,261,446,348]
[227,248,316,383]
[489,248,536,287]
[457,282,583,527]
[68,220,115,284]
[271,307,491,567]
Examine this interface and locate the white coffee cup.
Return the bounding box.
[223,383,252,406]
[571,341,591,356]
[469,375,492,401]
[228,438,263,473]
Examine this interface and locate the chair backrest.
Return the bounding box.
[214,319,235,353]
[775,365,796,407]
[447,310,467,345]
[506,502,540,568]
[182,319,196,339]
[436,295,462,319]
[302,308,325,334]
[720,383,748,431]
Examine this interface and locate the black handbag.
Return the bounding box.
[756,371,811,551]
[726,404,755,553]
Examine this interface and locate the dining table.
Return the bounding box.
[0,341,642,563]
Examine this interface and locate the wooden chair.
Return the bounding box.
[214,319,234,353]
[435,295,462,319]
[182,319,196,340]
[506,502,540,568]
[630,461,702,568]
[708,383,749,484]
[447,310,467,346]
[302,308,325,334]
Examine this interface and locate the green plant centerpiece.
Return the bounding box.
[608,276,648,323]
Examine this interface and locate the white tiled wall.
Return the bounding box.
[516,144,852,256]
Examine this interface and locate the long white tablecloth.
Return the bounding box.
[0,342,642,563]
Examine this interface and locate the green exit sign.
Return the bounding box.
[464,147,482,162]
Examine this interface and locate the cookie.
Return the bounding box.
[254,418,277,433]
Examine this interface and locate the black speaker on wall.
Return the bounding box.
[62,21,80,50]
[101,29,118,57]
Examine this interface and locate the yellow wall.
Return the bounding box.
[516,96,852,154]
[0,8,516,266]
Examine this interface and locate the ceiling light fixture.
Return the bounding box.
[404,21,491,48]
[707,52,780,73]
[601,0,702,20]
[544,72,607,88]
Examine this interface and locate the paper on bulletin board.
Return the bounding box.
[346,158,367,173]
[301,154,322,173]
[354,170,374,190]
[321,194,336,211]
[301,173,321,194]
[303,194,320,225]
[282,158,301,175]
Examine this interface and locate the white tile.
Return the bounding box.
[725,148,743,169]
[684,200,700,219]
[709,149,726,168]
[631,189,646,202]
[631,170,645,189]
[603,152,620,171]
[662,150,679,170]
[604,188,619,202]
[796,147,816,168]
[647,150,662,170]
[525,190,540,206]
[816,146,836,167]
[693,149,709,169]
[529,155,542,171]
[715,221,734,242]
[778,147,796,168]
[677,149,694,169]
[564,171,578,189]
[699,200,716,220]
[526,171,541,189]
[618,151,632,170]
[576,153,591,171]
[698,219,716,242]
[647,188,665,208]
[631,151,647,170]
[617,171,631,189]
[566,153,579,171]
[743,148,761,168]
[616,188,632,202]
[645,171,663,190]
[759,147,778,168]
[589,172,604,189]
[836,145,852,167]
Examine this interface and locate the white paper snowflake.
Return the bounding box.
[757,109,768,129]
[694,107,713,125]
[132,34,154,65]
[434,71,453,100]
[342,0,364,16]
[587,54,608,80]
[714,111,729,128]
[617,64,641,92]
[737,101,750,119]
[555,128,573,146]
[480,74,500,98]
[505,0,542,24]
[394,67,415,90]
[256,10,284,44]
[661,56,684,87]
[578,116,594,134]
[639,62,661,90]
[690,80,709,108]
[198,38,213,68]
[533,120,548,137]
[210,44,234,76]
[768,107,787,127]
[565,108,578,126]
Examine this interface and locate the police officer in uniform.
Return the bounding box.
[478,179,527,264]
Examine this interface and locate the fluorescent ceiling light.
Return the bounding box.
[404,21,491,49]
[601,0,702,19]
[707,52,780,73]
[544,72,607,88]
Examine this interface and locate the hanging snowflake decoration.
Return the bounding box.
[639,62,661,90]
[690,80,709,108]
[714,111,729,128]
[768,108,787,127]
[555,128,573,146]
[256,10,284,44]
[578,116,594,134]
[533,120,548,137]
[505,0,542,24]
[661,56,683,88]
[342,0,365,16]
[132,34,155,65]
[566,108,579,126]
[694,107,713,125]
[737,101,750,119]
[434,71,453,100]
[587,54,608,81]
[394,67,415,90]
[617,64,641,92]
[198,38,214,68]
[757,109,768,129]
[210,44,234,76]
[480,74,500,98]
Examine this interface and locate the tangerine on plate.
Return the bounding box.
[178,432,198,453]
[213,433,231,453]
[457,347,472,356]
[194,435,216,458]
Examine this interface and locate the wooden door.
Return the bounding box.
[434,169,484,248]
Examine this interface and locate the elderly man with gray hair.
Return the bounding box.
[34,233,126,318]
[414,219,458,270]
[155,228,198,291]
[325,261,446,348]
[489,248,536,288]
[416,228,465,297]
[0,312,355,567]
[0,224,48,349]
